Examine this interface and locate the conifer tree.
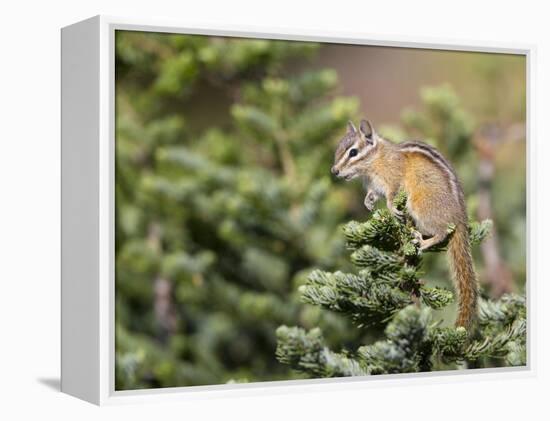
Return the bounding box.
[276,193,526,376]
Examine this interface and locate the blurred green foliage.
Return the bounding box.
[115,31,366,390]
[115,31,526,390]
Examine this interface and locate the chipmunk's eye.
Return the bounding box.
[349,148,358,157]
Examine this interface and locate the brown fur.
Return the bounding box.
[448,222,478,328]
[332,120,478,329]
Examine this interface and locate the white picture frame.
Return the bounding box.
[61,15,535,406]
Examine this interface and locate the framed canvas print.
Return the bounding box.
[61,15,533,405]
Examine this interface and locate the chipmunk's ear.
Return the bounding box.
[360,119,378,145]
[347,120,357,134]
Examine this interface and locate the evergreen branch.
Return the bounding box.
[342,210,403,252]
[351,245,402,273]
[275,326,369,377]
[393,190,409,212]
[300,270,412,325]
[463,318,526,360]
[506,342,527,366]
[277,186,524,377]
[478,294,527,327]
[469,219,493,246]
[419,286,454,309]
[357,306,432,374]
[429,327,469,360]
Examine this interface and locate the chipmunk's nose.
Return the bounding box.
[331,166,339,176]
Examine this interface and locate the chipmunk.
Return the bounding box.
[331,119,478,329]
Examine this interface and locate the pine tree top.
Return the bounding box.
[276,193,526,376]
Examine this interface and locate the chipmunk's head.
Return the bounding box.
[331,119,379,180]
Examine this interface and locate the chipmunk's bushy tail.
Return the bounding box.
[448,222,478,329]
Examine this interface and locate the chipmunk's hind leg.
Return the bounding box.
[409,206,452,251]
[406,188,454,251]
[413,230,448,251]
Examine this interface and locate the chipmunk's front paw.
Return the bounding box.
[364,194,376,212]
